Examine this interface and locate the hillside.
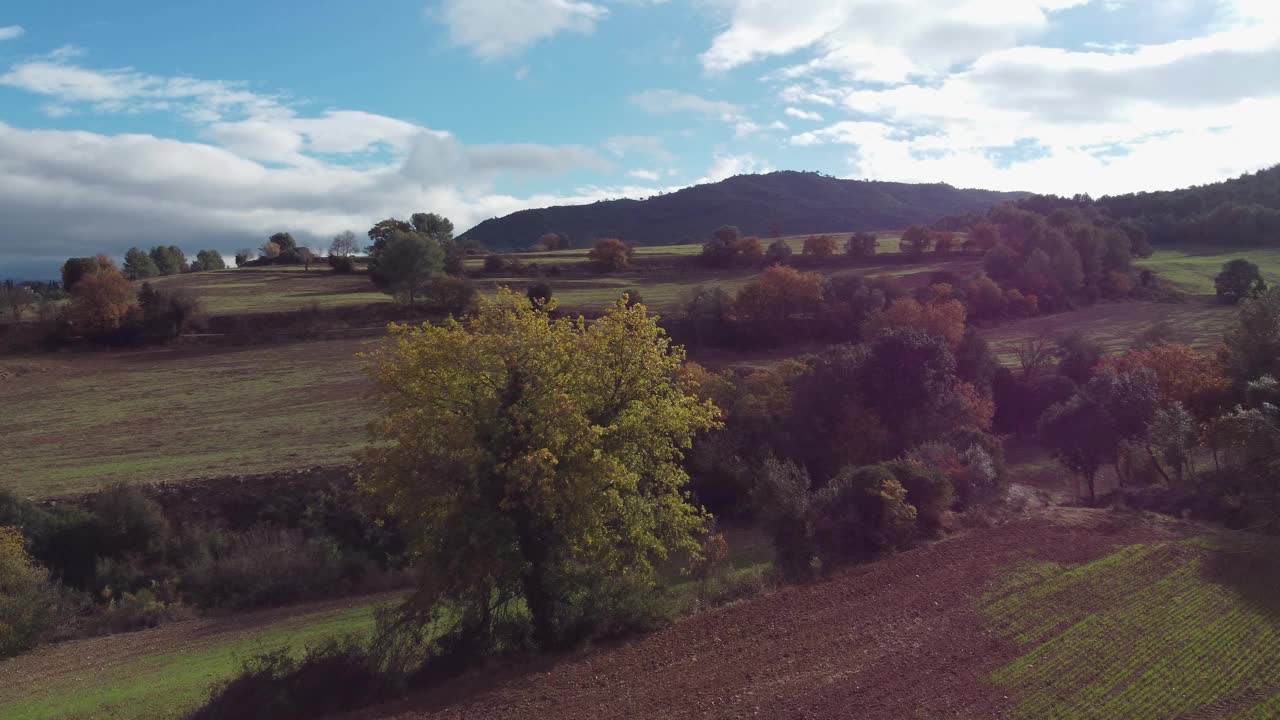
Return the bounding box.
[458,171,1028,250]
[350,509,1280,720]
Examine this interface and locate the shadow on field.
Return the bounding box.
[1202,536,1280,621]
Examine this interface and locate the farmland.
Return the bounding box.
[1136,247,1280,297]
[0,595,391,720]
[144,266,390,315]
[0,338,375,496]
[334,509,1280,720]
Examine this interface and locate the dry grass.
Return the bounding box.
[0,338,376,496]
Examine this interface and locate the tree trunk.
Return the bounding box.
[513,513,557,650]
[1087,471,1097,505]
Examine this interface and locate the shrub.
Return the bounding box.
[188,637,397,720]
[527,282,553,307]
[482,254,505,273]
[328,255,355,274]
[754,458,816,581]
[35,485,167,591]
[811,465,917,565]
[422,276,477,315]
[179,526,349,609]
[0,526,76,658]
[886,458,955,529]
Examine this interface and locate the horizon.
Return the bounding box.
[2,0,1279,276]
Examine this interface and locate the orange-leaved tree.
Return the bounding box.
[862,297,967,349]
[588,238,634,272]
[68,257,135,331]
[733,265,825,345]
[802,234,835,257]
[1097,343,1231,420]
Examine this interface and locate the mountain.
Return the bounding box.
[458,171,1030,250]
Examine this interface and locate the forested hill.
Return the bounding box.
[1094,164,1280,245]
[458,171,1029,250]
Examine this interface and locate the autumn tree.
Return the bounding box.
[358,291,719,650]
[537,232,564,251]
[862,297,966,349]
[373,230,443,308]
[588,238,633,272]
[931,231,956,257]
[846,232,878,259]
[765,239,793,265]
[1099,343,1230,420]
[123,247,159,280]
[329,231,359,257]
[802,234,835,257]
[261,241,282,260]
[0,526,68,658]
[68,259,135,331]
[971,223,1000,251]
[297,247,315,271]
[737,236,764,263]
[733,265,825,345]
[1215,259,1267,304]
[899,225,932,261]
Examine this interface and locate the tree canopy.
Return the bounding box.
[357,290,719,650]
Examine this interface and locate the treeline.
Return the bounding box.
[116,245,226,280]
[944,165,1280,248]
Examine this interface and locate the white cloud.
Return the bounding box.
[628,168,661,181]
[698,153,772,184]
[629,89,741,117]
[435,0,607,59]
[700,0,1092,80]
[785,107,823,121]
[0,25,24,41]
[604,134,675,162]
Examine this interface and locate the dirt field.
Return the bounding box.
[350,510,1191,720]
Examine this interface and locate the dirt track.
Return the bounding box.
[354,510,1177,720]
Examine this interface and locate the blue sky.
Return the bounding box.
[1,0,1278,276]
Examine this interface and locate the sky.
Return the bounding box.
[1,0,1278,277]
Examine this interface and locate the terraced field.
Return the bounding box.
[1136,247,1280,297]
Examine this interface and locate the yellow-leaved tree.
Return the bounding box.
[358,289,720,651]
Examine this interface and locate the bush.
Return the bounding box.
[811,465,918,565]
[886,458,954,529]
[482,254,505,273]
[753,458,816,581]
[34,484,168,591]
[328,255,355,274]
[178,526,351,609]
[188,637,398,720]
[0,527,77,658]
[422,276,477,315]
[527,282,553,307]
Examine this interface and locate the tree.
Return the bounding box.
[149,246,187,275]
[733,265,825,346]
[358,291,719,650]
[857,328,958,455]
[736,236,764,263]
[191,250,227,272]
[765,239,793,265]
[862,297,967,349]
[329,231,359,257]
[1014,333,1055,380]
[527,282,553,307]
[701,226,743,267]
[538,233,564,251]
[375,231,443,308]
[69,262,134,331]
[932,231,956,257]
[1215,259,1266,304]
[268,232,297,258]
[0,285,35,323]
[0,526,69,659]
[1040,394,1113,503]
[588,238,633,272]
[1099,343,1229,420]
[261,241,282,260]
[366,219,413,256]
[410,213,454,244]
[984,243,1020,280]
[123,247,159,280]
[802,235,835,257]
[846,232,877,259]
[899,225,931,260]
[1055,332,1102,384]
[1221,287,1280,386]
[297,247,315,271]
[60,257,99,291]
[234,249,255,267]
[971,223,1000,251]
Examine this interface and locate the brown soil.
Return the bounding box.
[352,510,1180,720]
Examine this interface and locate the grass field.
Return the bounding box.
[0,338,375,496]
[146,267,391,315]
[0,595,392,720]
[1136,247,1280,296]
[980,299,1236,364]
[983,534,1280,719]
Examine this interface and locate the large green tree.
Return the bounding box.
[358,291,719,650]
[123,247,159,280]
[1215,259,1267,304]
[373,231,443,308]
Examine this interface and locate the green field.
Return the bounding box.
[1136,247,1280,296]
[0,338,375,496]
[984,535,1280,718]
[0,596,390,720]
